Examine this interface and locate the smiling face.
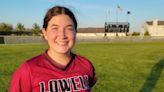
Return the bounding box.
[42,14,76,55]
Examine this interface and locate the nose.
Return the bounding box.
[57,28,67,39]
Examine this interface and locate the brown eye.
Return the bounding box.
[51,27,58,31]
[66,27,73,31]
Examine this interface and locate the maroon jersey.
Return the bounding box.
[9,51,96,92]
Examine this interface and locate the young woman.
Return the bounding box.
[9,6,96,92]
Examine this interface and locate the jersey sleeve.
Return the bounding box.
[9,63,32,92]
[89,64,97,87]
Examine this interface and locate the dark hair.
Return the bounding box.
[43,6,77,31]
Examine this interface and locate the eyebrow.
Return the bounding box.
[50,24,73,27]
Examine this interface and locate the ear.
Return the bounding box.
[42,28,48,40]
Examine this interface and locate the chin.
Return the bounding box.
[55,48,70,54]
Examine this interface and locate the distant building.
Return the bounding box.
[142,19,164,36]
[105,22,130,36]
[77,28,105,38]
[77,28,104,33]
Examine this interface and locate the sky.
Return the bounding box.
[0,0,164,32]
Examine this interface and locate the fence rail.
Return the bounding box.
[1,36,164,44]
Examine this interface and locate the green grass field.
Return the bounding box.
[1,42,164,92]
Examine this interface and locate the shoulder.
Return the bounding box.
[12,53,44,76]
[9,57,37,92]
[73,54,97,86]
[26,53,44,64]
[24,53,45,68]
[74,54,94,71]
[12,62,29,77]
[75,54,93,64]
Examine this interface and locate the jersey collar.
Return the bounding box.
[43,50,75,71]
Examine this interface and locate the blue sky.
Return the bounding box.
[0,0,164,32]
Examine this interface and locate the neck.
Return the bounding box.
[47,48,71,66]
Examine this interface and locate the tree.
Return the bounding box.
[31,23,41,35]
[15,23,25,35]
[0,23,13,35]
[144,31,150,36]
[132,32,140,36]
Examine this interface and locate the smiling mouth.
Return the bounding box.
[56,41,68,46]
